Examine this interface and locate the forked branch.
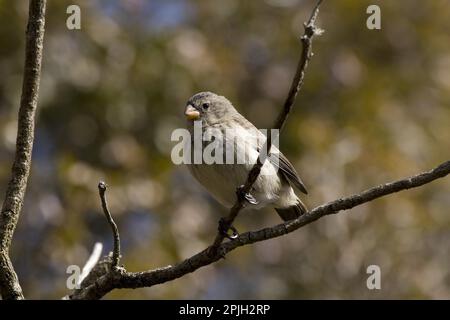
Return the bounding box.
[70,160,450,299]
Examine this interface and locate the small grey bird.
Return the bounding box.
[184,91,308,222]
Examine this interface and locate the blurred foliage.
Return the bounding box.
[1,0,450,299]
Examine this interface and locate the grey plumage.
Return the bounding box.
[185,92,308,221]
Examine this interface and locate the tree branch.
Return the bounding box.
[66,0,450,301]
[210,0,324,250]
[0,0,46,300]
[98,182,121,268]
[70,160,450,300]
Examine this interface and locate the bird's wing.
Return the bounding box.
[229,116,308,195]
[251,129,308,195]
[269,151,308,194]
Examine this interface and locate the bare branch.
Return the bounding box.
[67,184,121,299]
[65,0,450,301]
[70,160,450,300]
[98,182,121,268]
[274,0,323,133]
[210,0,324,251]
[0,0,46,300]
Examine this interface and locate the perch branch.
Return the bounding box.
[70,160,450,299]
[67,0,450,301]
[0,0,46,300]
[211,0,324,250]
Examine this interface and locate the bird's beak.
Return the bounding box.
[185,105,200,121]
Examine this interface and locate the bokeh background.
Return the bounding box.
[1,0,450,299]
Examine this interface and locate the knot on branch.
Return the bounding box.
[303,24,324,39]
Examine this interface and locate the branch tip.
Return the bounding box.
[98,181,107,192]
[97,181,121,269]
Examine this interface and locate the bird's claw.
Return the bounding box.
[244,193,258,205]
[218,217,239,240]
[236,185,259,206]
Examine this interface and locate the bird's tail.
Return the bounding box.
[275,199,308,222]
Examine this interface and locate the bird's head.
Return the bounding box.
[184,92,238,126]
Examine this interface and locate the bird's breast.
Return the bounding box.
[186,122,285,209]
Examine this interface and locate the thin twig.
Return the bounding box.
[70,160,450,300]
[62,242,104,299]
[211,0,324,250]
[0,0,46,300]
[78,242,103,286]
[98,182,121,268]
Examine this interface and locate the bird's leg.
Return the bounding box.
[236,185,259,206]
[218,217,239,240]
[217,185,259,240]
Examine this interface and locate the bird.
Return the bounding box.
[184,91,308,223]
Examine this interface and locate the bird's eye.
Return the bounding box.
[202,102,210,110]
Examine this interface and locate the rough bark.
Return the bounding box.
[0,0,46,300]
